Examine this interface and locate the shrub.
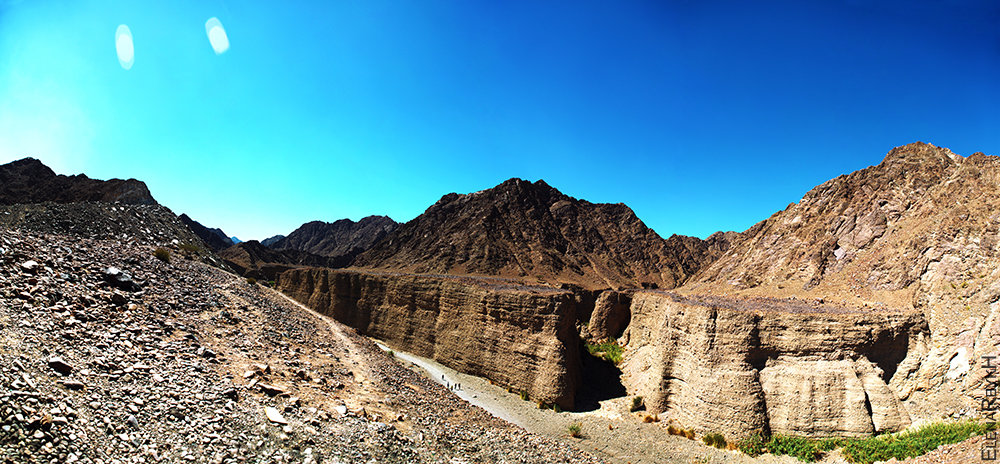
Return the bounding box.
[667,425,681,436]
[841,421,992,464]
[568,423,582,438]
[585,338,624,364]
[630,396,644,412]
[703,432,727,449]
[519,390,529,401]
[247,277,257,285]
[737,430,767,457]
[154,247,170,263]
[767,435,820,462]
[553,404,562,413]
[684,429,695,440]
[178,243,201,253]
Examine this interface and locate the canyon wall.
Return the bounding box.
[278,268,582,408]
[620,292,929,438]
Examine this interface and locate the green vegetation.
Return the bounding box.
[247,277,257,285]
[766,435,820,462]
[735,421,994,463]
[702,432,727,449]
[585,338,623,364]
[841,421,993,464]
[519,390,529,401]
[568,423,582,438]
[553,403,562,413]
[153,247,170,263]
[630,396,644,412]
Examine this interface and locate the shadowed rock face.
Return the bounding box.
[179,213,234,251]
[273,216,398,262]
[353,178,734,290]
[0,158,156,205]
[220,241,342,281]
[278,267,582,408]
[620,292,928,438]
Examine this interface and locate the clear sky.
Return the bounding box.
[1,1,998,240]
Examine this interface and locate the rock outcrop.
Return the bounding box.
[620,292,928,438]
[278,267,581,408]
[0,157,156,205]
[219,241,339,280]
[273,216,398,263]
[179,213,235,251]
[684,142,1000,420]
[353,178,733,290]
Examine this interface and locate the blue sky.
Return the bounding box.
[1,1,998,240]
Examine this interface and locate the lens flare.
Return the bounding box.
[205,17,230,55]
[115,24,134,69]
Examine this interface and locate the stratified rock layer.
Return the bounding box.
[621,292,928,438]
[278,268,582,408]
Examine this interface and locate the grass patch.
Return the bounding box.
[585,338,623,364]
[735,421,993,463]
[702,432,727,449]
[153,247,170,263]
[568,423,582,438]
[178,242,202,253]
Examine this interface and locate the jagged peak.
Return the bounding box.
[881,141,962,165]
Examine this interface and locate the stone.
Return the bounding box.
[20,260,39,273]
[47,357,74,375]
[60,380,85,390]
[102,267,140,292]
[264,406,287,425]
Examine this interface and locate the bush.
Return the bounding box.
[519,390,529,401]
[841,421,992,464]
[568,423,582,438]
[703,432,727,449]
[767,435,820,462]
[667,425,681,436]
[585,338,623,364]
[247,277,257,285]
[154,247,170,263]
[630,396,644,412]
[178,243,201,253]
[737,430,767,457]
[553,404,562,413]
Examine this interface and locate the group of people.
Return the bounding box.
[442,374,462,391]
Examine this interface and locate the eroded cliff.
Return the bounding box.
[620,292,928,438]
[278,268,582,408]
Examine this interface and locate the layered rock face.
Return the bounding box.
[621,292,928,438]
[278,268,582,408]
[220,241,339,280]
[685,142,1000,419]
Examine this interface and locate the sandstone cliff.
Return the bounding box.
[353,178,733,290]
[278,267,581,408]
[620,292,928,438]
[684,142,1000,420]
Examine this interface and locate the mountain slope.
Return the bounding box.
[0,157,156,205]
[179,213,235,251]
[353,178,732,290]
[684,141,1000,417]
[272,216,398,262]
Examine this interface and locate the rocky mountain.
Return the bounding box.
[353,178,732,290]
[260,235,284,247]
[0,157,155,205]
[219,240,342,280]
[683,141,1000,420]
[272,216,398,262]
[179,213,235,251]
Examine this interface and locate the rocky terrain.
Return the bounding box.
[0,227,605,464]
[179,214,235,252]
[618,291,928,439]
[352,178,734,290]
[272,217,398,264]
[685,142,1000,423]
[278,267,582,409]
[0,158,155,206]
[219,241,340,281]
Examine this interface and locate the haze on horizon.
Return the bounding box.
[1,0,997,241]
